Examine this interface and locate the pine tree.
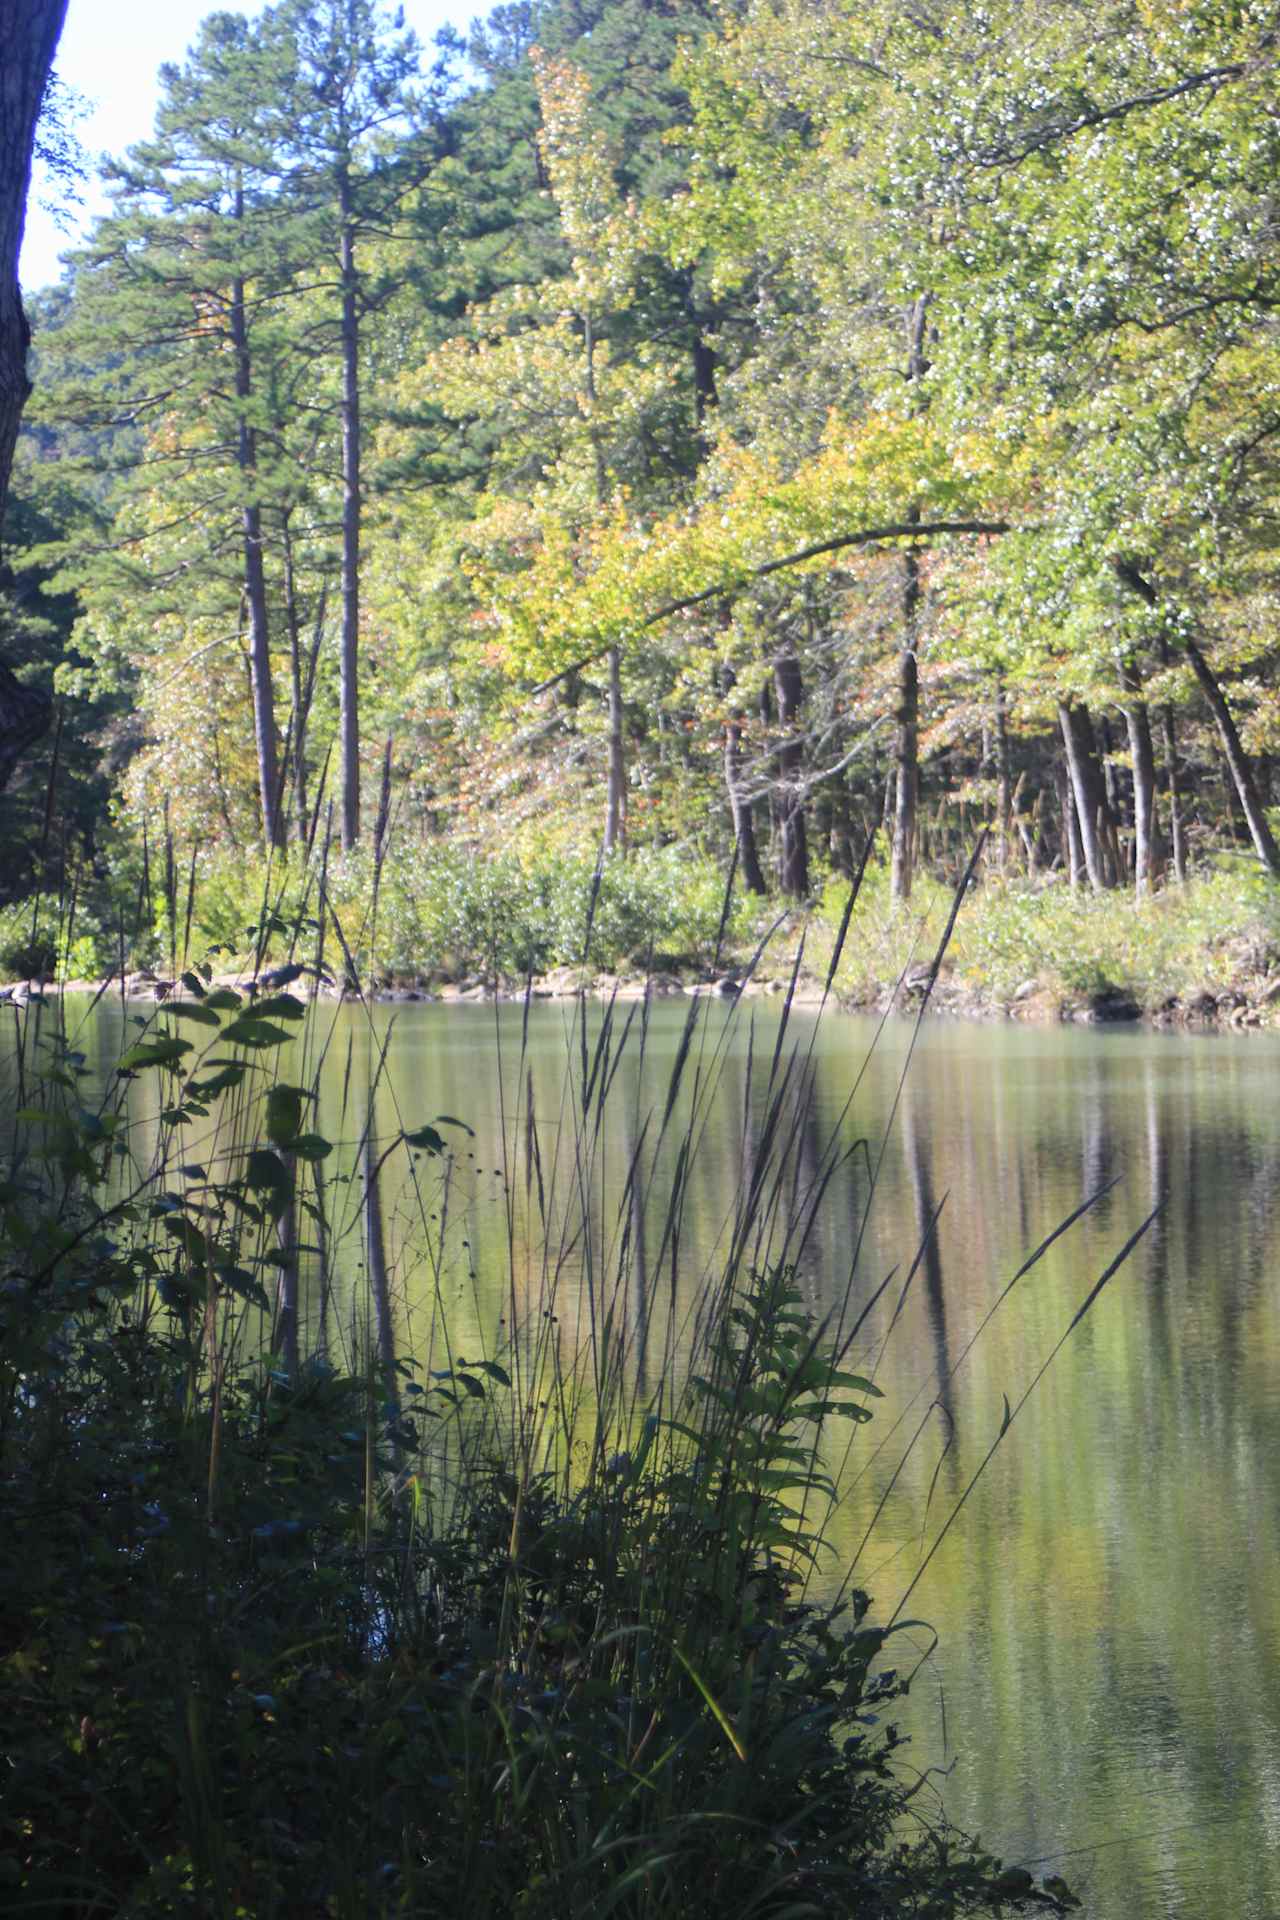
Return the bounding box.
[42,13,315,849]
[261,0,439,849]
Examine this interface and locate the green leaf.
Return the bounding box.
[265,1084,305,1147]
[251,992,307,1021]
[403,1124,446,1154]
[118,1037,193,1072]
[289,1133,332,1162]
[826,1371,885,1398]
[220,1017,294,1049]
[469,1360,511,1386]
[244,1148,293,1220]
[186,1063,246,1099]
[164,1001,222,1026]
[216,1264,272,1311]
[204,988,243,1010]
[162,1215,212,1264]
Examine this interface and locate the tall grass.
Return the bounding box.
[0,862,1141,1916]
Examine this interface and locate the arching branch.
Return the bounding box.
[529,517,1013,695]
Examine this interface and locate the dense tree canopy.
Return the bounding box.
[5,0,1280,941]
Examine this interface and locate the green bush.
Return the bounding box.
[164,839,747,983]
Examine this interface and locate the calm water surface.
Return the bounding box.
[11,993,1280,1919]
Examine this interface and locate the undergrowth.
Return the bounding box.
[814,860,1280,1010]
[0,837,749,986]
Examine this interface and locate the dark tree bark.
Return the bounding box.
[282,516,325,845]
[0,0,68,794]
[1079,705,1122,882]
[603,643,625,854]
[1058,701,1114,890]
[773,646,808,897]
[724,712,765,894]
[1120,661,1162,896]
[338,169,362,850]
[692,328,718,427]
[993,678,1012,869]
[891,642,919,901]
[229,245,283,849]
[891,293,929,903]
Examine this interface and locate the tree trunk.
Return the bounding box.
[993,677,1012,870]
[1112,558,1280,875]
[1184,637,1280,874]
[603,642,625,854]
[338,176,361,850]
[1058,702,1113,891]
[582,311,626,856]
[773,647,808,897]
[229,259,283,850]
[891,643,919,902]
[1056,758,1084,886]
[891,294,929,903]
[1079,705,1122,882]
[0,0,68,794]
[724,713,765,894]
[1120,662,1162,897]
[281,515,323,846]
[1160,704,1187,884]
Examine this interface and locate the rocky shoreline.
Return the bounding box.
[3,959,1278,1032]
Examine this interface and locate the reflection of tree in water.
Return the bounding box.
[618,1096,651,1396]
[902,1084,954,1424]
[274,1172,300,1377]
[1142,1061,1174,1383]
[363,1082,397,1399]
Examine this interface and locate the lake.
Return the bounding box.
[9,987,1280,1919]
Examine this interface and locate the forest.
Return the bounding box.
[4,0,1280,1007]
[5,8,1276,1914]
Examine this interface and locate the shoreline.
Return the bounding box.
[4,960,1277,1033]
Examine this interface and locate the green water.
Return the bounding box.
[10,992,1280,1918]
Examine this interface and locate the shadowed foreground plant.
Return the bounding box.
[0,923,1118,1917]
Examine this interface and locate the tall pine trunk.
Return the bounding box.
[0,0,67,793]
[891,294,929,903]
[229,256,283,850]
[338,173,361,850]
[583,311,626,856]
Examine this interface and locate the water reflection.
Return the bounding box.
[6,992,1280,1919]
